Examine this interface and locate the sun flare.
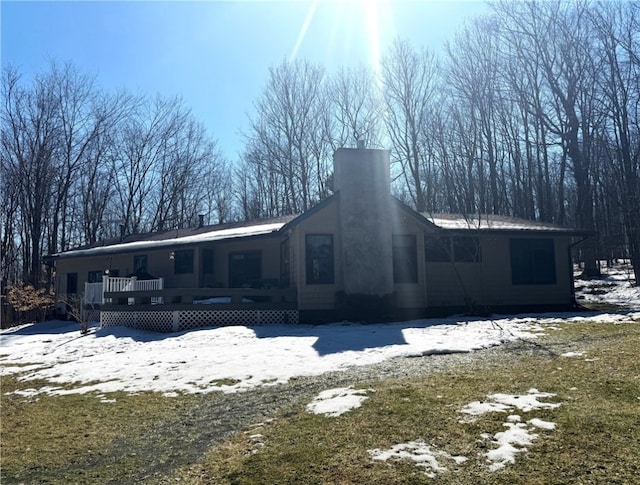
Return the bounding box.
[289,0,393,77]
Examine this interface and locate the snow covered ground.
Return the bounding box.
[574,261,638,309]
[1,263,638,398]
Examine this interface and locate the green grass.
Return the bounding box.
[167,319,640,484]
[0,374,199,484]
[2,318,639,484]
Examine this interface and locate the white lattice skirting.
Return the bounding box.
[100,309,299,332]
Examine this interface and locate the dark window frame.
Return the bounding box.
[66,273,78,295]
[87,270,103,284]
[452,236,482,262]
[510,238,557,285]
[133,254,148,273]
[305,234,335,285]
[228,250,262,288]
[425,236,451,262]
[174,249,194,274]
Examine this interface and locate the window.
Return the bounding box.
[133,255,147,273]
[66,273,78,294]
[88,270,103,283]
[393,234,418,283]
[174,249,194,274]
[510,238,556,285]
[305,234,334,284]
[280,238,290,288]
[425,236,450,262]
[229,251,262,287]
[453,237,481,262]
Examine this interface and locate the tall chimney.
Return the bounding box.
[198,214,204,228]
[333,147,393,298]
[119,224,125,240]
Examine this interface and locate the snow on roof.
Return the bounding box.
[423,214,579,232]
[55,221,287,258]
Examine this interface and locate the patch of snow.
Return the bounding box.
[574,263,640,310]
[0,315,550,396]
[486,421,539,471]
[306,387,371,417]
[459,401,512,419]
[369,441,467,478]
[528,418,556,430]
[460,393,560,472]
[488,389,562,413]
[460,389,560,421]
[1,307,637,397]
[561,351,585,358]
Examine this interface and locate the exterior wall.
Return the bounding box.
[425,234,574,309]
[54,236,284,302]
[288,201,342,311]
[391,209,428,309]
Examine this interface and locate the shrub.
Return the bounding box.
[4,285,55,325]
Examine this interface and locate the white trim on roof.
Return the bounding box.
[55,222,286,258]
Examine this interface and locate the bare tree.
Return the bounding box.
[328,66,384,149]
[590,1,640,282]
[243,59,330,217]
[382,39,440,212]
[494,0,603,275]
[1,66,59,287]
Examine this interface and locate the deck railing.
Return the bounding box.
[84,276,165,306]
[84,282,104,305]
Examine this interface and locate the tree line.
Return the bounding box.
[2,0,639,289]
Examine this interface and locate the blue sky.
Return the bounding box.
[2,1,488,159]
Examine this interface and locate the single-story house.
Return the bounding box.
[48,147,590,331]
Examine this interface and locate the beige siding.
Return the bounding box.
[54,237,284,302]
[391,210,427,308]
[289,202,342,311]
[291,202,430,311]
[425,234,573,308]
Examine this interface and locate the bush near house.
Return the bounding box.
[2,285,54,328]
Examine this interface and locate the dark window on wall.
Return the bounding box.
[453,237,481,262]
[229,251,262,287]
[306,234,334,284]
[280,238,290,288]
[66,273,78,294]
[510,238,556,284]
[425,236,450,262]
[393,234,418,283]
[88,271,103,283]
[133,255,147,273]
[174,249,194,274]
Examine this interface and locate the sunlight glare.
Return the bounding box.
[290,0,321,61]
[289,0,393,78]
[362,0,387,88]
